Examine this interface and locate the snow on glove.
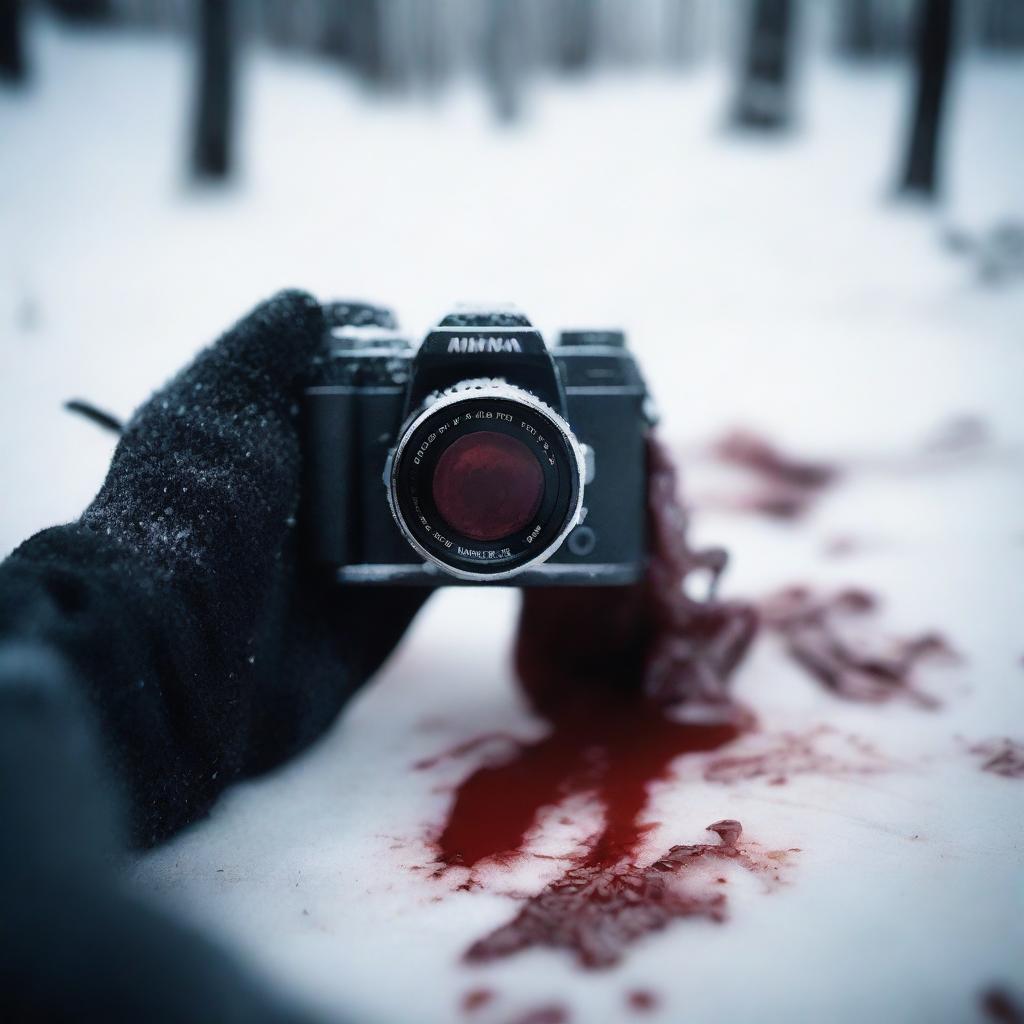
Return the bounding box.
[0,289,429,844]
[0,291,429,1022]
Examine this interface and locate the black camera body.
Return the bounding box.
[303,304,654,585]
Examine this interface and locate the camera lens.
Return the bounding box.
[387,384,584,581]
[431,432,544,542]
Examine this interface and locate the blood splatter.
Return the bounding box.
[982,987,1024,1023]
[505,1007,569,1024]
[417,437,766,968]
[517,437,758,715]
[713,430,837,489]
[969,738,1024,779]
[461,988,496,1014]
[626,989,660,1013]
[466,821,794,970]
[431,708,742,871]
[702,726,891,786]
[822,535,861,558]
[414,733,519,772]
[417,436,949,973]
[759,586,957,706]
[432,438,756,872]
[707,428,839,520]
[922,414,991,455]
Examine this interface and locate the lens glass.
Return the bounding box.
[390,394,582,578]
[432,431,544,542]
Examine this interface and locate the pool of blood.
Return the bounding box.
[421,434,953,979]
[433,437,757,873]
[422,437,771,973]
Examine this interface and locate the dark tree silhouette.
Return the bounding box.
[485,0,525,122]
[838,0,913,58]
[0,0,26,84]
[261,0,295,49]
[839,0,880,56]
[318,0,351,61]
[48,0,111,21]
[900,0,954,197]
[980,0,1024,49]
[191,0,234,180]
[663,0,700,67]
[731,0,796,130]
[555,0,596,72]
[348,0,386,84]
[410,0,447,92]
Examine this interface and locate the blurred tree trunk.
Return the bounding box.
[555,0,595,72]
[839,0,878,56]
[899,0,953,197]
[0,0,26,84]
[663,0,700,67]
[191,0,234,180]
[349,0,386,84]
[411,0,446,91]
[260,0,293,48]
[319,0,351,60]
[980,0,1024,49]
[485,0,525,122]
[731,0,795,130]
[48,0,111,21]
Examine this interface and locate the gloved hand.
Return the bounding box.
[0,291,430,1021]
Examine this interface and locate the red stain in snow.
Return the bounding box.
[626,989,660,1012]
[969,738,1024,779]
[416,436,953,973]
[466,820,795,969]
[759,585,957,706]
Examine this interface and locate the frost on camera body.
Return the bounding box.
[303,304,654,586]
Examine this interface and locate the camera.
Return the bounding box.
[303,303,655,585]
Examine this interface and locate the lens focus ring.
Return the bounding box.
[387,382,585,581]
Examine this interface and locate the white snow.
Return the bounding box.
[2,18,1023,1024]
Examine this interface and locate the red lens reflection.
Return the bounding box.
[432,431,545,543]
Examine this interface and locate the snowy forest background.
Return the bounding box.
[3,1,1023,187]
[1,0,1022,553]
[1,1,1022,547]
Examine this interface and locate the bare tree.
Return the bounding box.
[731,0,796,130]
[485,0,525,121]
[191,0,234,179]
[554,0,596,72]
[48,0,112,21]
[348,0,386,84]
[410,0,448,91]
[979,0,1024,49]
[318,0,351,60]
[839,0,880,56]
[662,0,701,68]
[0,0,26,83]
[899,0,954,197]
[838,0,914,58]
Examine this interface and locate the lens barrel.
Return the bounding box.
[387,383,584,581]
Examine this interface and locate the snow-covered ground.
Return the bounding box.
[2,19,1023,1024]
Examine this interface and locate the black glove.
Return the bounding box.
[0,291,430,1021]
